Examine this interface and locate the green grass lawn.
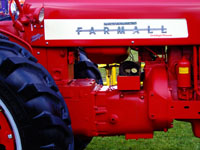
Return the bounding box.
[86,121,200,150]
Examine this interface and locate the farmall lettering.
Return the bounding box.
[76,22,167,35]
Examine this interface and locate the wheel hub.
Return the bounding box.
[0,100,22,150]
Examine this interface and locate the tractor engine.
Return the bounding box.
[65,46,200,139]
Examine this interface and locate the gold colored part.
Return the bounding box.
[179,67,189,74]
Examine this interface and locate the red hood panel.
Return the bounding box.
[26,0,200,46]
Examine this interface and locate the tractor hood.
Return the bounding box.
[41,0,200,20]
[26,0,200,46]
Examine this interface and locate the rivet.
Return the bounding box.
[120,93,124,98]
[131,41,134,44]
[46,42,48,45]
[33,25,37,28]
[40,25,44,28]
[37,51,40,55]
[8,134,13,139]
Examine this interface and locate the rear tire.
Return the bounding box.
[0,39,74,150]
[74,49,103,85]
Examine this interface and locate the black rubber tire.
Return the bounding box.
[0,39,74,150]
[74,49,103,85]
[74,136,92,150]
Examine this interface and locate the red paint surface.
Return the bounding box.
[117,76,140,91]
[1,0,200,144]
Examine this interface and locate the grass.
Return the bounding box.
[86,121,200,150]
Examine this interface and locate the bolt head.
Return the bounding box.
[131,41,134,44]
[37,51,40,55]
[8,134,13,139]
[120,93,124,98]
[109,114,119,124]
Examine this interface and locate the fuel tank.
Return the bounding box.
[26,0,200,46]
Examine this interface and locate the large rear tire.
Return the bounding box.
[0,39,74,150]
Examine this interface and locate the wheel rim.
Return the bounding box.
[0,99,22,150]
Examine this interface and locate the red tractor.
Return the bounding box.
[0,0,200,149]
